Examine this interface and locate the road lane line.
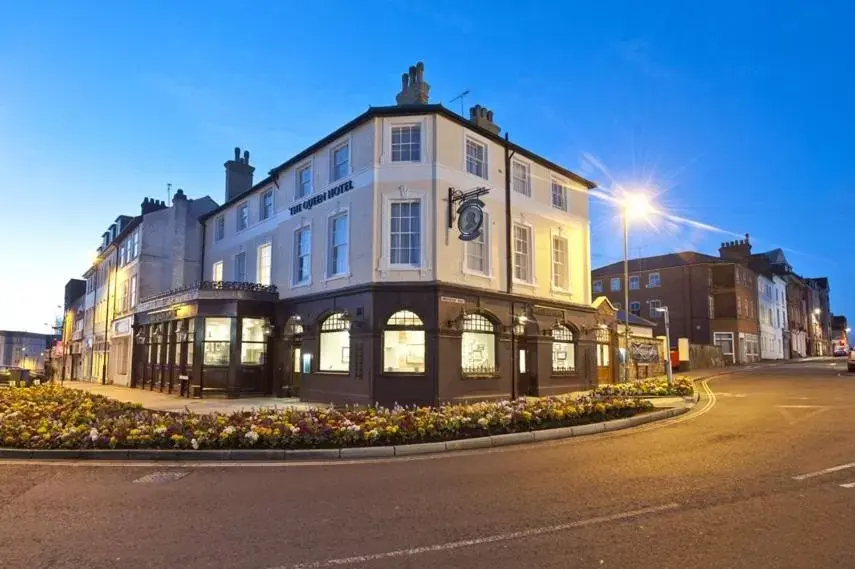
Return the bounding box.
[793,463,855,481]
[273,503,680,569]
[840,482,855,488]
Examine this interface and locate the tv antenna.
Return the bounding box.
[449,89,471,116]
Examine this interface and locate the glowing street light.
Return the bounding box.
[621,191,654,382]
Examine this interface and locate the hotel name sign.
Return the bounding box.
[288,180,355,216]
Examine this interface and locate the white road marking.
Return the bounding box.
[775,405,831,425]
[793,462,855,481]
[839,482,855,488]
[271,503,680,569]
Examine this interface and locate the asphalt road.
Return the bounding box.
[2,360,855,569]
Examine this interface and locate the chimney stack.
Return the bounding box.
[141,197,168,216]
[395,61,430,105]
[469,104,501,135]
[224,147,255,202]
[719,233,752,260]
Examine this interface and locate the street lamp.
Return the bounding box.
[654,306,673,386]
[622,192,652,382]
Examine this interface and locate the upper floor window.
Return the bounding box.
[234,251,247,282]
[327,213,349,277]
[390,201,421,266]
[332,143,349,181]
[215,215,225,241]
[649,299,662,318]
[465,138,487,179]
[593,280,603,293]
[610,277,621,292]
[629,275,640,290]
[391,125,421,162]
[237,203,249,231]
[648,272,661,287]
[129,275,137,308]
[294,227,311,286]
[551,181,568,211]
[212,261,223,282]
[465,213,489,275]
[260,190,274,221]
[256,243,272,286]
[551,235,569,290]
[296,164,312,199]
[512,161,531,196]
[630,301,641,316]
[512,224,532,283]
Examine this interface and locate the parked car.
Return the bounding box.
[834,346,848,357]
[848,350,855,372]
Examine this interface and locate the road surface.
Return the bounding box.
[2,361,854,568]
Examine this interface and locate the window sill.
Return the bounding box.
[461,373,501,380]
[550,286,572,296]
[551,205,569,212]
[551,370,578,377]
[381,370,427,376]
[462,269,493,280]
[290,280,312,290]
[323,273,351,284]
[513,279,538,289]
[316,370,349,375]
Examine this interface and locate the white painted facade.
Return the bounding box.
[758,273,786,360]
[204,109,592,306]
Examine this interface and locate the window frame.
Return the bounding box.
[214,215,225,241]
[387,198,423,268]
[212,261,224,282]
[390,123,422,163]
[551,324,576,373]
[256,242,272,286]
[331,141,350,182]
[629,275,640,290]
[592,280,603,294]
[512,222,534,285]
[550,177,569,211]
[382,310,426,373]
[630,301,641,316]
[463,211,491,278]
[202,317,232,366]
[319,311,351,373]
[610,277,621,292]
[511,159,531,196]
[648,272,661,287]
[260,189,274,221]
[295,161,313,200]
[550,234,570,291]
[240,317,267,365]
[649,299,662,318]
[292,224,312,287]
[461,314,497,375]
[234,251,247,282]
[464,136,488,180]
[236,202,249,232]
[326,210,350,279]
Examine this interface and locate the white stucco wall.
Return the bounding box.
[758,274,784,359]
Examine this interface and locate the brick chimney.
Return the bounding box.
[469,104,501,135]
[719,233,753,260]
[224,147,255,202]
[141,197,167,215]
[395,62,430,105]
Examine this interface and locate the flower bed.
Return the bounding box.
[591,376,694,398]
[0,386,654,451]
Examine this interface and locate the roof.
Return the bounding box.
[616,310,657,328]
[201,104,597,221]
[592,251,724,276]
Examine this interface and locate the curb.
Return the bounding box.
[0,405,694,462]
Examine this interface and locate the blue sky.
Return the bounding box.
[1,0,853,332]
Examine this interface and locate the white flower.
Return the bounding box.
[477,417,489,427]
[290,426,300,436]
[89,427,99,442]
[223,426,236,436]
[245,430,259,444]
[154,426,167,435]
[190,438,199,450]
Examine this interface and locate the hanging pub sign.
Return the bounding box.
[448,186,490,241]
[630,342,660,363]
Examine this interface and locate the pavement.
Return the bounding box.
[3,359,855,568]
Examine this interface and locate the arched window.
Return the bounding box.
[461,314,496,374]
[552,324,575,372]
[319,312,350,372]
[383,310,425,373]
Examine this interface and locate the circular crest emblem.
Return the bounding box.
[457,199,484,241]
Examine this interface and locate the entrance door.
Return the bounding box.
[516,343,533,396]
[288,344,302,397]
[595,328,612,383]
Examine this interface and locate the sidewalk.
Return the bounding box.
[60,380,322,414]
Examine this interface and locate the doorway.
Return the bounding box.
[595,327,612,383]
[288,343,302,397]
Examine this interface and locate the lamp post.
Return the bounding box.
[621,193,652,382]
[655,306,673,386]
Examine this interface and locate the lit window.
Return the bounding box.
[327,213,348,277]
[203,317,231,366]
[390,201,421,266]
[465,138,487,179]
[234,252,246,282]
[212,261,223,282]
[261,190,274,220]
[551,235,569,290]
[332,143,349,181]
[629,275,640,290]
[383,310,425,373]
[610,277,621,291]
[257,243,271,285]
[129,276,137,308]
[215,215,225,241]
[319,312,350,372]
[512,161,530,196]
[593,280,603,293]
[512,224,532,282]
[241,318,267,365]
[465,213,489,274]
[294,227,311,285]
[551,181,568,211]
[237,203,249,231]
[461,314,496,374]
[391,125,421,162]
[296,164,312,199]
[552,325,575,372]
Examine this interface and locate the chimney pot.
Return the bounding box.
[395,61,431,105]
[224,146,255,202]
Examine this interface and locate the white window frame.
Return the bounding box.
[236,202,249,232]
[551,177,569,211]
[512,222,535,285]
[592,280,603,293]
[463,211,491,278]
[464,136,488,180]
[648,272,661,287]
[214,215,225,241]
[629,275,640,290]
[212,261,224,282]
[649,299,662,318]
[256,242,272,286]
[550,233,570,292]
[234,251,247,282]
[388,199,423,267]
[331,140,350,182]
[129,275,137,308]
[511,160,531,196]
[326,209,350,279]
[295,161,313,200]
[610,277,621,292]
[292,224,312,288]
[390,123,423,163]
[260,189,274,221]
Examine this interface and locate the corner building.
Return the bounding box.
[143,63,603,405]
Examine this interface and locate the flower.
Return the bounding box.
[191,438,199,450]
[245,430,259,444]
[89,428,98,442]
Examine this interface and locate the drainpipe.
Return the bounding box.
[504,132,517,399]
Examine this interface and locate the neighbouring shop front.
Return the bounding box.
[133,282,278,398]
